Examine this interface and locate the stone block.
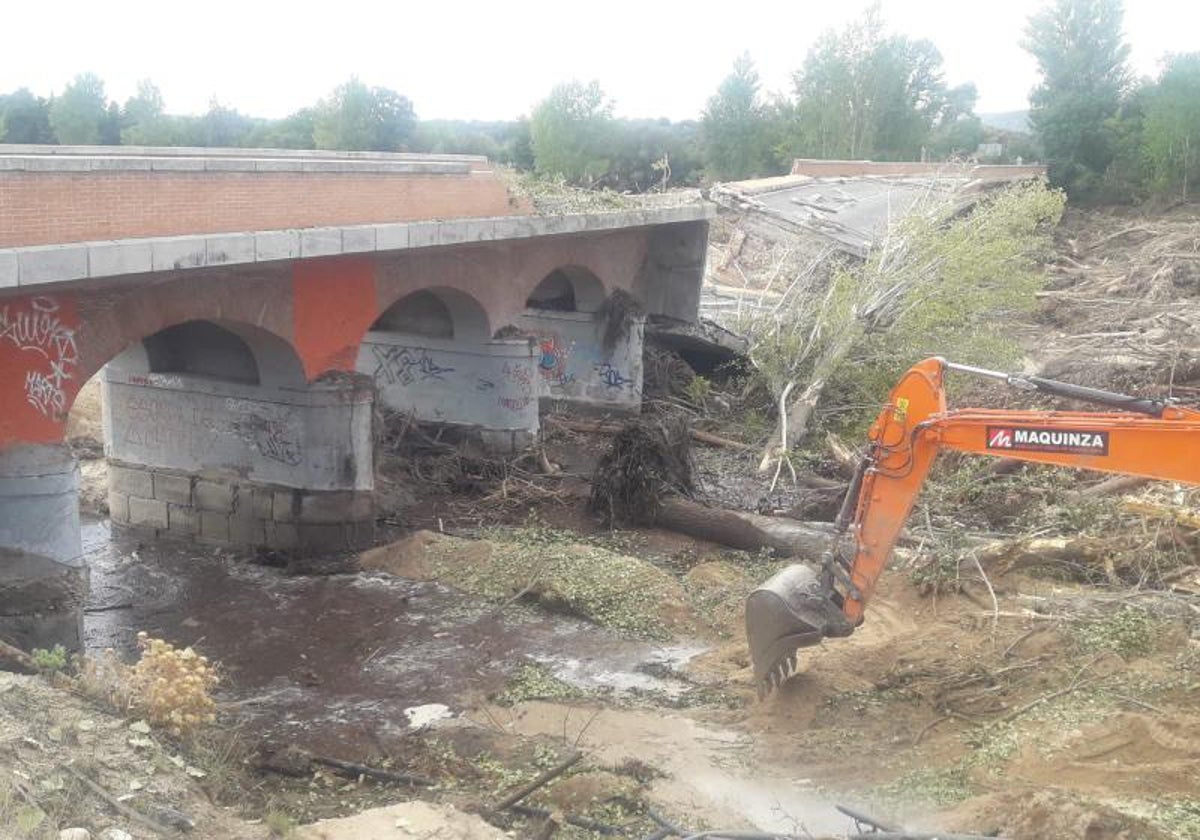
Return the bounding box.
[167,504,198,536]
[109,464,154,498]
[0,251,16,288]
[18,244,88,285]
[108,490,130,524]
[300,228,343,258]
[229,516,266,546]
[265,521,299,550]
[407,222,440,249]
[255,230,299,263]
[298,491,373,524]
[88,240,153,278]
[194,479,235,513]
[151,236,207,272]
[128,496,169,529]
[205,233,256,266]
[341,226,377,253]
[273,490,299,522]
[375,224,410,251]
[493,217,539,241]
[198,511,230,543]
[153,472,192,505]
[251,489,274,520]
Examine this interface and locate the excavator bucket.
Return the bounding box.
[745,564,853,697]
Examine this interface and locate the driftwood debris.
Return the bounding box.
[490,752,582,812]
[551,416,751,451]
[0,639,38,674]
[62,765,175,836]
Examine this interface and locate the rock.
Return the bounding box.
[99,830,133,840]
[58,829,91,840]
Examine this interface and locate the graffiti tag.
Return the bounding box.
[372,346,455,387]
[594,362,637,391]
[499,361,535,412]
[0,296,79,417]
[234,415,303,466]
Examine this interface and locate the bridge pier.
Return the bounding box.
[0,443,86,651]
[102,320,376,552]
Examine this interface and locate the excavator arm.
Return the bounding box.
[747,357,1200,696]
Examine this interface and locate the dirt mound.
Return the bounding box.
[360,529,699,639]
[0,672,264,839]
[1009,712,1200,798]
[945,789,1175,840]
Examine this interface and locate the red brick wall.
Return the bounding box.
[0,171,526,247]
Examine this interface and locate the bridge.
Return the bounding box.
[0,145,713,650]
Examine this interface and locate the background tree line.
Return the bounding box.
[1,0,1196,203]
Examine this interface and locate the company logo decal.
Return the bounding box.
[986,427,1109,455]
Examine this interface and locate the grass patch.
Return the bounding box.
[1072,606,1158,658]
[497,663,585,706]
[425,525,687,640]
[876,766,975,807]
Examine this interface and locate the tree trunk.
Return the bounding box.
[655,498,834,558]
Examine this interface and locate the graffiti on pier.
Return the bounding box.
[536,333,576,390]
[476,378,496,392]
[498,361,535,412]
[233,415,304,466]
[372,346,455,387]
[121,393,225,457]
[594,362,637,392]
[1,296,79,418]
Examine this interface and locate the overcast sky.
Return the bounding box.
[2,0,1195,122]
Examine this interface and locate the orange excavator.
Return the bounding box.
[747,357,1200,696]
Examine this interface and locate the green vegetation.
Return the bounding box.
[1,1,1191,205]
[30,645,68,673]
[735,180,1065,447]
[1072,606,1158,658]
[530,80,614,187]
[702,53,773,181]
[312,77,415,153]
[496,663,585,706]
[877,765,975,806]
[419,524,686,640]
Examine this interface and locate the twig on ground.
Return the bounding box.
[311,755,435,787]
[491,752,582,812]
[61,765,174,836]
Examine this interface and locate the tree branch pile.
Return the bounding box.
[728,180,1066,472]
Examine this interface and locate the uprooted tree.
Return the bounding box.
[734,179,1067,476]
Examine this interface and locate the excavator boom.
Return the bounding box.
[747,357,1200,696]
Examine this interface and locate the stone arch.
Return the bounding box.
[371,287,490,343]
[525,266,606,314]
[105,318,307,390]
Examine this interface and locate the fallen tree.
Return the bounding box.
[588,418,835,558]
[731,180,1066,474]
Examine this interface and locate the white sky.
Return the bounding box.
[1,0,1195,122]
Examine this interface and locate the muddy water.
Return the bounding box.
[80,518,698,754]
[80,517,850,833]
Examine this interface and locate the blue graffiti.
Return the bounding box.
[594,362,636,390]
[476,378,496,391]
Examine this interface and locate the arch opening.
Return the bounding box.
[144,321,260,385]
[526,266,605,313]
[370,288,490,343]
